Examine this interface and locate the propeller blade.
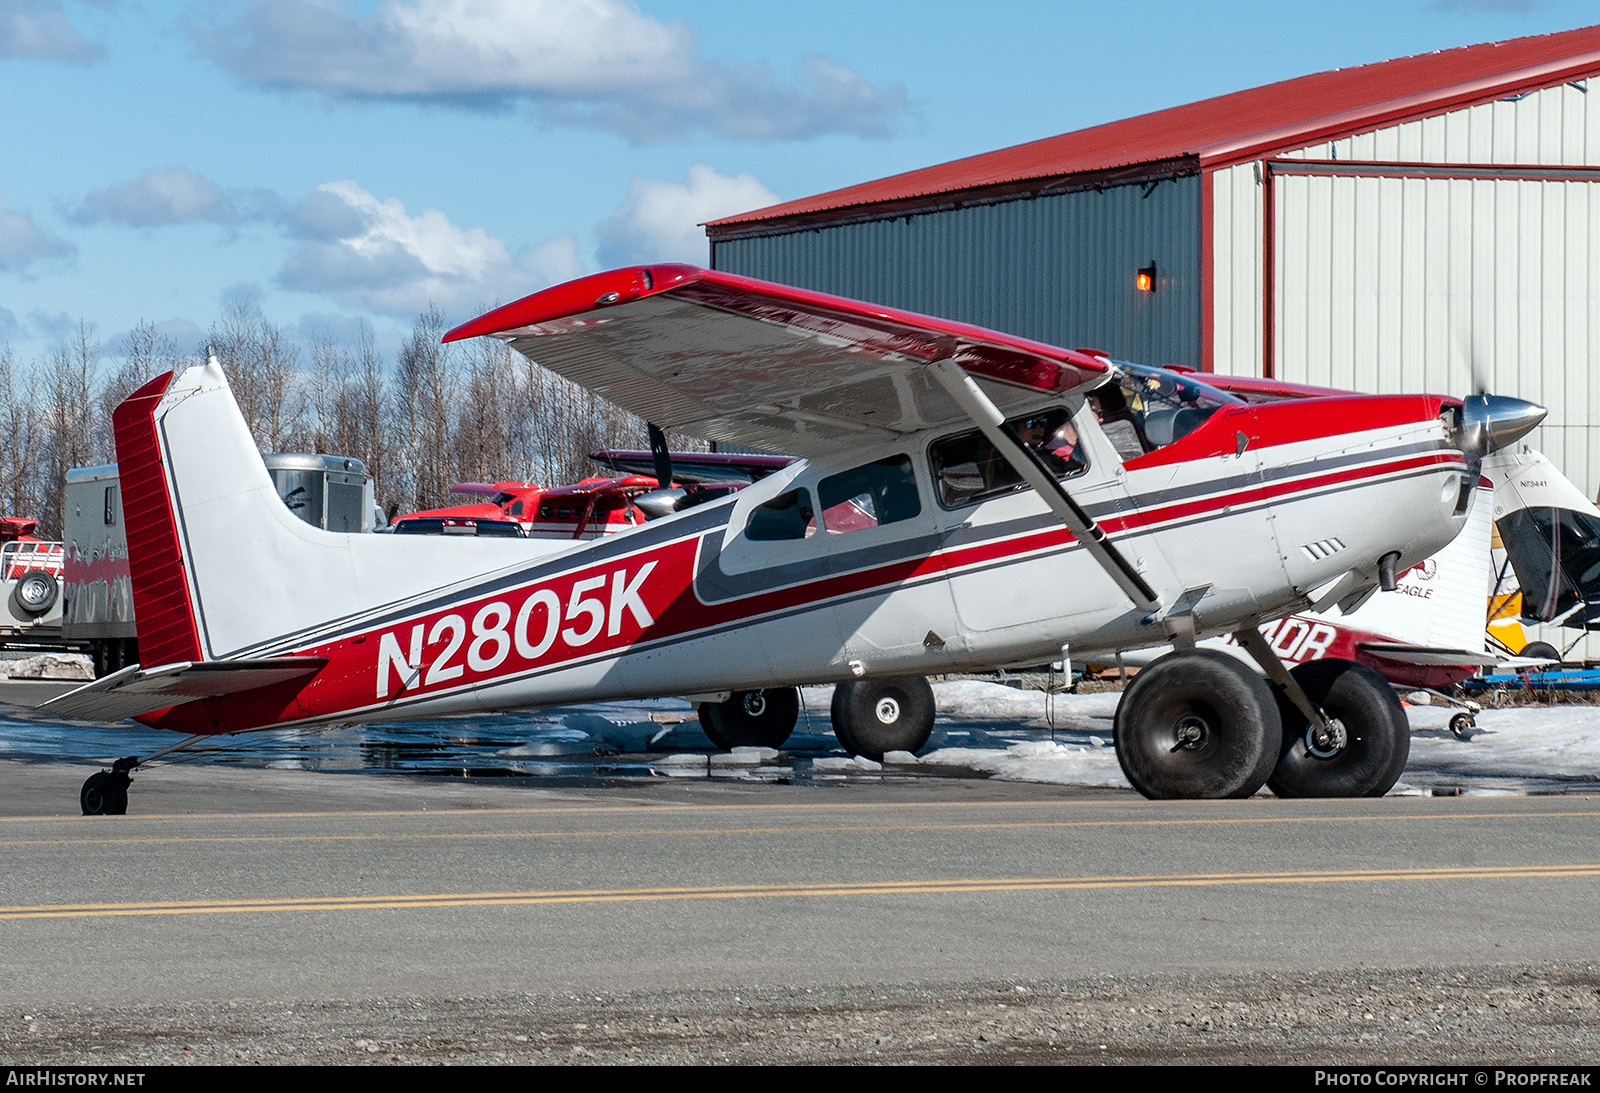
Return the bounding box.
[647,422,673,487]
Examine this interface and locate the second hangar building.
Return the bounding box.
[707,26,1600,495]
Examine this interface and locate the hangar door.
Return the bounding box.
[1270,165,1600,496]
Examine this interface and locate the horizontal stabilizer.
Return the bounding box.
[1356,642,1500,668]
[40,658,326,724]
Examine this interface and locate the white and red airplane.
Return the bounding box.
[48,264,1544,812]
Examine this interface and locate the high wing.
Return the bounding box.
[589,449,795,484]
[444,265,1108,461]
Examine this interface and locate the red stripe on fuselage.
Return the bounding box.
[139,446,1466,735]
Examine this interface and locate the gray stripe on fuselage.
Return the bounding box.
[225,500,736,658]
[697,439,1454,601]
[232,437,1457,656]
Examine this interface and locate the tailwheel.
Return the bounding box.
[1268,659,1410,798]
[697,688,800,750]
[1113,649,1278,799]
[1449,712,1477,741]
[830,676,935,761]
[81,763,133,816]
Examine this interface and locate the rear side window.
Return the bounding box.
[930,407,1086,507]
[745,488,816,541]
[817,455,921,534]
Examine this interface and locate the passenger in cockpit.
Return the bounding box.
[1089,385,1147,461]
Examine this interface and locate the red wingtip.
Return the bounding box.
[442,264,705,342]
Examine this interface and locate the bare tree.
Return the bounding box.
[0,296,714,536]
[394,306,455,511]
[99,321,185,454]
[36,321,102,536]
[210,288,302,451]
[0,345,42,519]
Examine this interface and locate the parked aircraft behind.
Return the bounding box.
[1484,446,1600,658]
[46,265,1544,814]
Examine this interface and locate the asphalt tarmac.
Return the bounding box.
[2,754,1598,1064]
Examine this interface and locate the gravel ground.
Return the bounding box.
[5,964,1598,1065]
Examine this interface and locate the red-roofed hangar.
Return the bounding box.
[707,26,1600,493]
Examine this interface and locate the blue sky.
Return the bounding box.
[1,0,1595,365]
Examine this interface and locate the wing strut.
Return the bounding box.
[926,358,1162,615]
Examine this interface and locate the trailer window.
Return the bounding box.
[929,407,1086,508]
[818,455,921,534]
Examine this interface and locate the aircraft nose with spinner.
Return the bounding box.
[1458,393,1546,456]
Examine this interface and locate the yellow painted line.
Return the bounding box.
[5,863,1600,920]
[4,809,1600,848]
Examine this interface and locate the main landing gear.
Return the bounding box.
[698,678,939,761]
[697,688,801,749]
[831,676,936,761]
[1266,660,1410,798]
[1111,645,1411,800]
[1113,649,1280,799]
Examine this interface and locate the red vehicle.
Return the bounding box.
[393,451,793,539]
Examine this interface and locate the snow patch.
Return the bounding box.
[0,653,93,681]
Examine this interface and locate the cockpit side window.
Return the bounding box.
[1088,363,1241,461]
[818,455,921,534]
[745,487,816,541]
[929,406,1087,508]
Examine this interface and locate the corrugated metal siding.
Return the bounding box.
[1212,84,1600,496]
[1274,173,1600,496]
[713,177,1202,367]
[1285,79,1600,165]
[1210,162,1265,378]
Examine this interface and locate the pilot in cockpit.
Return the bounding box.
[1016,412,1083,476]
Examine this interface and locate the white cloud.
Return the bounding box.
[0,0,105,64]
[596,164,779,267]
[276,180,580,316]
[193,0,907,142]
[0,198,75,273]
[69,167,281,227]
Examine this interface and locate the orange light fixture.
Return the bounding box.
[1136,263,1157,293]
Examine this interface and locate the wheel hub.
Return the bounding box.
[741,691,768,718]
[20,578,51,609]
[1304,718,1348,759]
[1170,714,1210,752]
[874,697,901,724]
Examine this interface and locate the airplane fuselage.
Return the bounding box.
[139,391,1473,736]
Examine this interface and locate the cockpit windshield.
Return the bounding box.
[1087,361,1242,461]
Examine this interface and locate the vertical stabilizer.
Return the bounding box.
[110,355,557,664]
